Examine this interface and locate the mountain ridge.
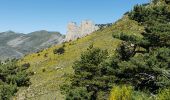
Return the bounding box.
[0,30,65,60]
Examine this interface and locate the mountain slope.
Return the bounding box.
[0,30,64,60]
[16,16,144,100]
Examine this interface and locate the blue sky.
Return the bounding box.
[0,0,149,34]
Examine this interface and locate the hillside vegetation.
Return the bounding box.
[63,0,170,99]
[15,0,170,99]
[15,16,144,100]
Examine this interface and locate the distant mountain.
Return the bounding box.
[0,30,64,60]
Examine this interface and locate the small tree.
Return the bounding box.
[63,45,116,99]
[109,85,133,100]
[53,46,65,55]
[0,60,31,99]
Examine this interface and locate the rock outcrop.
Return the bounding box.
[65,20,99,41]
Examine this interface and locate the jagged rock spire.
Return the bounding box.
[65,20,99,42]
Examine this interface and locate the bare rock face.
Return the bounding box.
[65,22,80,41]
[65,20,99,41]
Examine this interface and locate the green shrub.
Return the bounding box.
[109,85,133,100]
[44,53,48,57]
[0,60,30,99]
[21,63,30,70]
[157,88,170,100]
[97,91,109,100]
[42,68,46,72]
[0,84,17,100]
[132,91,154,100]
[66,87,92,100]
[53,46,65,55]
[109,85,154,100]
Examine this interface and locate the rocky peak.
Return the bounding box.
[65,20,99,41]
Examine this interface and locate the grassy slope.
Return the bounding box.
[15,16,144,100]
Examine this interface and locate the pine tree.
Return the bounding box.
[112,1,170,93]
[64,45,116,100]
[0,60,31,99]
